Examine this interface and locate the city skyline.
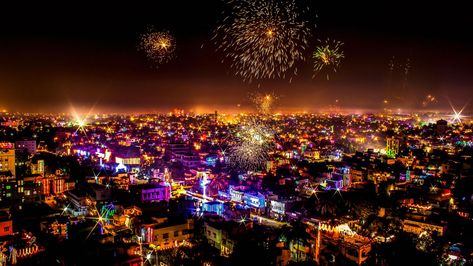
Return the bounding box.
[0,1,472,113]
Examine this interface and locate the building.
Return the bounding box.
[31,159,45,175]
[386,138,400,158]
[0,171,20,207]
[15,140,36,154]
[436,119,448,135]
[270,199,295,220]
[204,220,243,257]
[22,175,43,202]
[0,211,13,237]
[402,219,446,236]
[114,146,141,167]
[141,218,194,249]
[132,183,171,203]
[202,201,224,216]
[65,190,89,215]
[0,143,15,177]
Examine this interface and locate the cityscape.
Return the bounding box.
[0,1,472,266]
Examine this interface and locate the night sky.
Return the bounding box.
[0,1,472,113]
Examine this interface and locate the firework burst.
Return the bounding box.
[250,92,279,114]
[214,0,313,82]
[421,94,438,108]
[139,29,176,66]
[229,118,274,171]
[313,39,344,80]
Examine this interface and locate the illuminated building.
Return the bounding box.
[350,169,365,183]
[202,201,224,216]
[31,159,45,175]
[0,143,16,177]
[309,222,372,265]
[270,199,295,220]
[0,171,17,206]
[115,156,141,166]
[114,146,141,172]
[204,220,245,257]
[386,137,400,158]
[65,190,89,215]
[229,186,244,203]
[40,218,68,239]
[402,219,446,236]
[15,140,37,154]
[22,175,43,202]
[141,218,194,249]
[132,183,171,203]
[242,192,266,209]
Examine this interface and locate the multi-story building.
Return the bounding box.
[204,220,240,257]
[386,137,400,158]
[132,183,171,203]
[15,140,37,154]
[0,211,13,237]
[0,171,19,207]
[0,143,16,177]
[402,219,446,236]
[141,218,194,249]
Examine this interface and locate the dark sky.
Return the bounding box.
[0,1,472,113]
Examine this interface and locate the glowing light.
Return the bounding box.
[239,215,247,225]
[449,102,468,124]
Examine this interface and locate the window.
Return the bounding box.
[163,233,169,239]
[174,231,179,237]
[4,226,9,232]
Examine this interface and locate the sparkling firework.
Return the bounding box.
[421,94,438,108]
[139,29,176,66]
[214,0,313,82]
[313,39,344,80]
[229,118,274,171]
[250,92,279,114]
